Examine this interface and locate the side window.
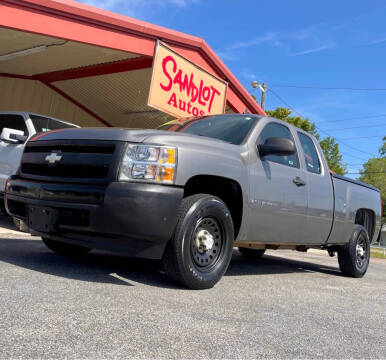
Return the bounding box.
[30,115,76,133]
[258,122,299,168]
[298,132,321,174]
[0,114,28,135]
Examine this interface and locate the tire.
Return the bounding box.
[338,225,370,278]
[42,237,91,256]
[13,217,30,233]
[162,194,234,290]
[238,247,266,259]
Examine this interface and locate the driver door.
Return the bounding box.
[248,122,308,244]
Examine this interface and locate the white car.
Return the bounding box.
[380,224,386,247]
[0,111,78,216]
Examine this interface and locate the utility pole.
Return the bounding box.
[251,81,267,111]
[260,83,266,110]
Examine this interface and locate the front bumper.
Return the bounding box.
[6,177,184,259]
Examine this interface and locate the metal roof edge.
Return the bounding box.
[5,0,265,115]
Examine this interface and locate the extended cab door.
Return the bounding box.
[249,121,308,244]
[296,131,334,244]
[0,113,30,193]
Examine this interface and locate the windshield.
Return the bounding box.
[30,114,77,133]
[158,115,258,145]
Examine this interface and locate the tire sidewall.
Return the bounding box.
[177,196,234,287]
[349,225,370,276]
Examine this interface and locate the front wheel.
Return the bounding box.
[42,237,91,256]
[163,194,234,289]
[338,225,370,278]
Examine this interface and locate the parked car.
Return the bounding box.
[0,112,78,228]
[5,114,382,289]
[380,224,386,247]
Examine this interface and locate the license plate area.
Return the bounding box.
[27,206,58,233]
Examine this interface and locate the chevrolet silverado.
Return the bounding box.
[5,114,382,289]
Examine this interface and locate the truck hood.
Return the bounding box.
[29,127,233,148]
[29,128,171,143]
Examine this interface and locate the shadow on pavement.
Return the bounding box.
[0,215,17,232]
[0,237,341,289]
[226,252,341,277]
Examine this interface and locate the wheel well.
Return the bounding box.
[184,175,243,238]
[355,209,375,240]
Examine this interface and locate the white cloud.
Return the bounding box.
[288,42,336,56]
[364,37,386,45]
[227,32,276,51]
[78,0,198,18]
[240,71,257,80]
[215,51,237,62]
[217,25,337,62]
[80,0,123,10]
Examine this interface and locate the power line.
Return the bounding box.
[337,135,382,140]
[266,87,377,157]
[346,171,386,175]
[340,152,369,161]
[270,84,386,91]
[317,114,386,124]
[316,128,376,157]
[324,123,386,131]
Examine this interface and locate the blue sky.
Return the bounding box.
[79,0,386,178]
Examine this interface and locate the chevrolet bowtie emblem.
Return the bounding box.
[45,152,63,164]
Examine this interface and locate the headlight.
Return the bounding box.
[119,144,177,184]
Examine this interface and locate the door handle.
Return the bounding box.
[293,176,307,186]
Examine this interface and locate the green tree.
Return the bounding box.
[265,107,346,175]
[380,136,386,157]
[319,136,347,175]
[359,138,386,222]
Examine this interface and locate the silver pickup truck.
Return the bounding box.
[5,114,382,289]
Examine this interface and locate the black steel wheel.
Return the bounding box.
[191,217,223,271]
[42,237,91,256]
[163,194,234,289]
[338,225,370,278]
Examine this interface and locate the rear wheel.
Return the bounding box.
[162,194,234,289]
[42,237,91,256]
[338,225,370,278]
[238,247,266,259]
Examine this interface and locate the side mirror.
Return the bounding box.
[258,137,296,157]
[0,128,28,144]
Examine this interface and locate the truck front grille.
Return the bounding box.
[24,143,115,154]
[21,163,109,179]
[20,140,124,184]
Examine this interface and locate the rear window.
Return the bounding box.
[30,115,76,133]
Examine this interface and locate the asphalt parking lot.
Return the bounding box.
[0,216,385,359]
